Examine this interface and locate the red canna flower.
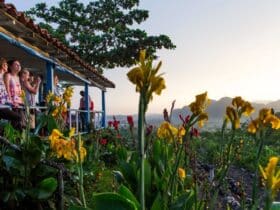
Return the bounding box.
[112,116,120,131]
[146,125,153,136]
[127,115,134,128]
[99,138,108,145]
[179,114,190,127]
[190,127,199,138]
[108,121,113,127]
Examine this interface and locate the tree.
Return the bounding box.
[26,0,176,73]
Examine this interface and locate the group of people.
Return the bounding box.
[0,58,41,130]
[0,57,95,132]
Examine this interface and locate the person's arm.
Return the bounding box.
[4,73,12,101]
[23,79,41,94]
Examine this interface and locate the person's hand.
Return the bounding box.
[36,76,41,84]
[13,103,19,108]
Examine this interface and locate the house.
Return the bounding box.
[0,0,115,131]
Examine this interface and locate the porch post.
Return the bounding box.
[84,83,90,131]
[101,90,106,128]
[46,62,54,93]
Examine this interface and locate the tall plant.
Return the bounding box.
[127,49,166,210]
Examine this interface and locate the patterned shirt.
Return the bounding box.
[8,74,23,105]
[0,73,9,105]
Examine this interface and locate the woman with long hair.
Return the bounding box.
[4,59,25,128]
[19,68,41,130]
[0,58,21,130]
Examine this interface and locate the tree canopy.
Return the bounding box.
[26,0,176,73]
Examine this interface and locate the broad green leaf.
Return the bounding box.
[3,155,24,175]
[47,116,58,132]
[153,140,161,163]
[151,193,164,210]
[117,147,128,161]
[272,202,280,210]
[118,185,140,210]
[29,177,58,200]
[144,159,152,195]
[170,190,195,210]
[92,193,137,210]
[34,114,47,135]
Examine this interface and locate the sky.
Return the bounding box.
[6,0,280,115]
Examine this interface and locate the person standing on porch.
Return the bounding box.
[3,59,24,129]
[79,90,93,131]
[19,69,41,130]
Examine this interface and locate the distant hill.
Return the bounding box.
[108,98,280,128]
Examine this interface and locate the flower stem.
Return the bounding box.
[138,95,145,210]
[78,134,87,208]
[251,136,264,208]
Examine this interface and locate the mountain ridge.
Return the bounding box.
[108,97,280,127]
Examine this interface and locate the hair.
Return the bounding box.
[7,59,20,73]
[0,58,7,69]
[19,68,29,80]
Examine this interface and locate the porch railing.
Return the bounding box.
[0,105,105,134]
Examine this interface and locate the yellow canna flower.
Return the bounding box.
[178,167,186,180]
[226,106,240,129]
[49,129,63,143]
[69,127,75,138]
[52,108,59,117]
[247,119,259,134]
[79,147,87,162]
[247,108,280,133]
[232,96,245,109]
[46,91,54,103]
[127,67,144,92]
[189,92,210,116]
[197,112,209,128]
[241,101,254,116]
[157,121,178,143]
[259,108,272,122]
[54,96,62,103]
[150,76,166,96]
[259,157,280,199]
[63,86,74,104]
[264,115,280,129]
[177,126,186,144]
[48,129,87,163]
[127,49,166,102]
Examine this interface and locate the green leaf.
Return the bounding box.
[170,190,195,210]
[23,146,42,168]
[28,177,58,200]
[144,159,152,196]
[117,147,128,161]
[34,114,47,135]
[151,193,164,210]
[3,155,24,174]
[92,193,137,210]
[272,202,280,210]
[47,116,58,132]
[2,192,10,202]
[153,140,161,163]
[118,185,140,210]
[119,161,137,187]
